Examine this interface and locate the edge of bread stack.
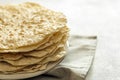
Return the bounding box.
[0,2,69,74]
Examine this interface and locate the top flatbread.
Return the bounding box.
[0,2,68,53]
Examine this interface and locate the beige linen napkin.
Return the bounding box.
[25,35,97,80]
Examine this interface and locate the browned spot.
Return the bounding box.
[58,18,66,22]
[9,44,13,47]
[9,30,12,32]
[9,33,14,36]
[28,26,32,28]
[22,35,25,37]
[40,20,44,23]
[19,32,23,35]
[12,15,16,17]
[33,29,36,32]
[6,29,9,31]
[27,40,32,43]
[14,29,17,31]
[7,39,14,43]
[21,29,24,33]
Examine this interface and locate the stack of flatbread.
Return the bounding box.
[0,2,69,74]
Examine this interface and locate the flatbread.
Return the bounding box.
[41,48,66,64]
[2,57,44,66]
[0,2,69,74]
[0,62,25,72]
[1,46,64,66]
[0,43,57,61]
[0,47,65,74]
[0,34,52,53]
[24,44,57,58]
[0,2,68,53]
[21,64,47,73]
[24,41,65,58]
[0,53,22,61]
[17,47,66,73]
[36,31,65,50]
[0,38,64,61]
[0,31,67,61]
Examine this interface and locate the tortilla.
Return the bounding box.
[41,48,66,64]
[36,31,65,50]
[0,38,65,61]
[16,47,66,73]
[2,57,44,66]
[0,53,22,61]
[0,47,65,74]
[0,62,25,72]
[1,46,64,66]
[0,2,68,53]
[23,44,57,58]
[22,64,47,73]
[25,41,65,58]
[0,2,69,75]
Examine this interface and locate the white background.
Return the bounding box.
[0,0,120,80]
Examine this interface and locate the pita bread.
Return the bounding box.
[0,2,68,53]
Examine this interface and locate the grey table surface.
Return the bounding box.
[0,0,119,80]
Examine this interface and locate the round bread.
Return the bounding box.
[0,47,65,73]
[0,2,67,53]
[0,2,69,76]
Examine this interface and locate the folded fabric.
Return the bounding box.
[24,35,97,80]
